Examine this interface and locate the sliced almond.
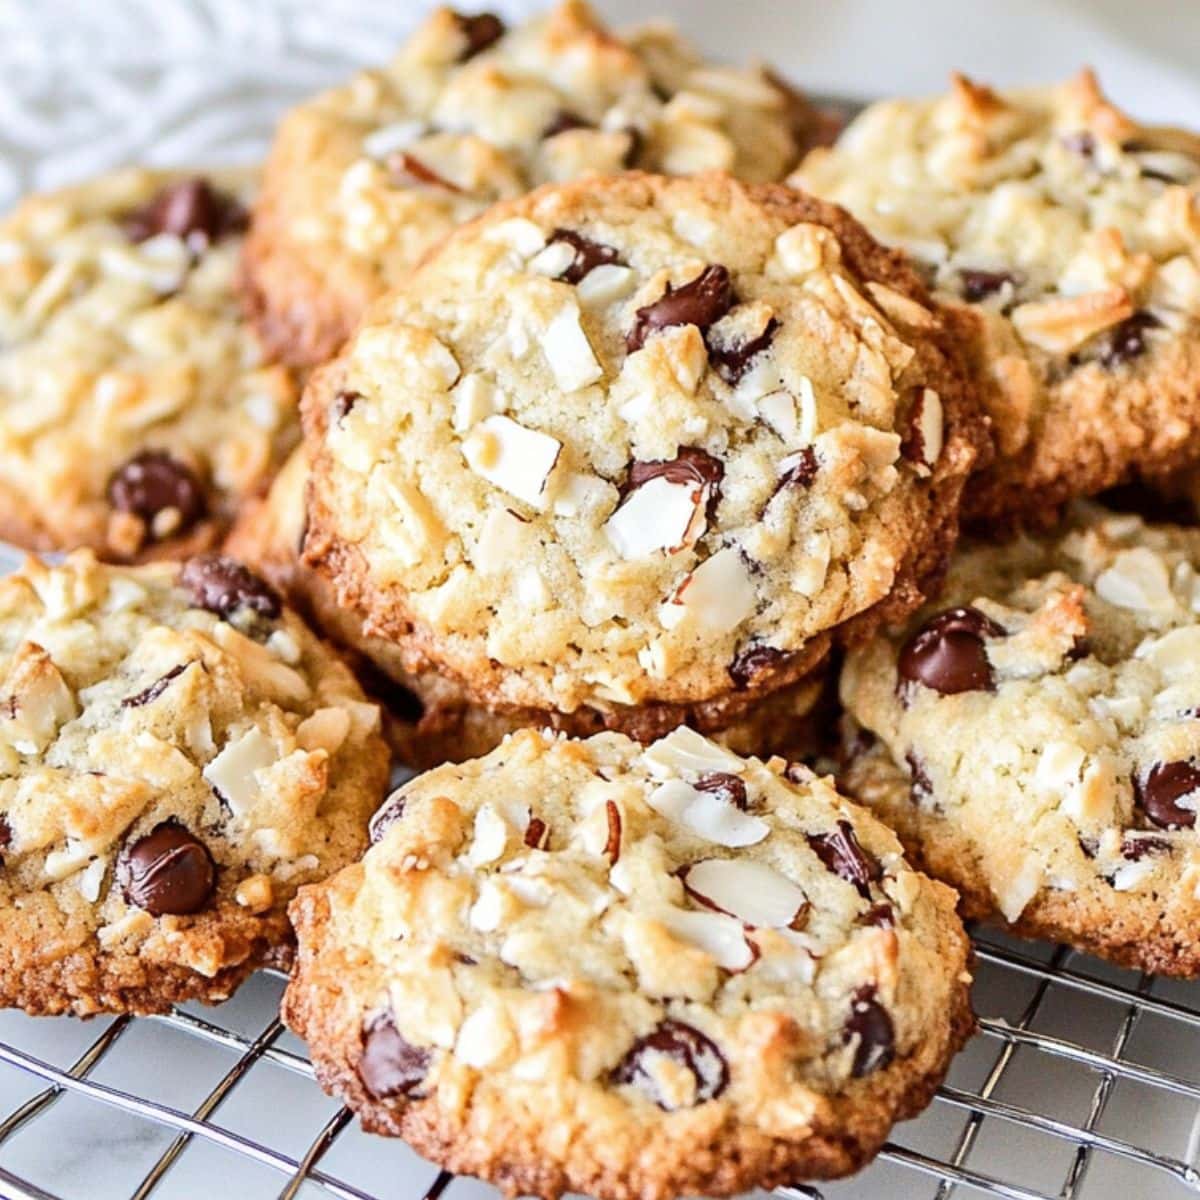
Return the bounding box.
[466,802,511,867]
[660,547,756,634]
[683,859,807,928]
[605,476,707,559]
[643,726,746,778]
[647,778,769,847]
[659,906,754,970]
[203,727,279,817]
[462,415,562,509]
[542,304,603,392]
[1095,547,1177,613]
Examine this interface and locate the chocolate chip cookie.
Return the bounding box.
[228,447,828,765]
[243,0,822,366]
[285,726,973,1200]
[0,551,387,1015]
[0,168,300,561]
[794,70,1200,525]
[841,505,1200,975]
[300,171,984,741]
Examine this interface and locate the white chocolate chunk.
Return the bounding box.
[202,727,279,817]
[462,416,562,509]
[605,476,706,559]
[542,304,603,392]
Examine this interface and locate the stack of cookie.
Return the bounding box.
[2,1,1200,1195]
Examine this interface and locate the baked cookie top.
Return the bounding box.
[243,0,816,364]
[302,171,982,716]
[0,167,299,560]
[285,727,971,1200]
[840,507,1200,972]
[794,71,1200,520]
[0,551,387,1015]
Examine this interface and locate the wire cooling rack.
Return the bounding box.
[1,925,1199,1199]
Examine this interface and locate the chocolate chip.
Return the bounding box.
[358,1011,432,1099]
[180,554,281,620]
[626,447,724,521]
[0,814,10,868]
[897,607,1005,700]
[610,1019,728,1109]
[727,642,793,690]
[548,228,621,285]
[626,265,733,353]
[106,451,206,537]
[122,662,189,709]
[620,126,644,168]
[958,268,1018,303]
[806,820,882,899]
[123,178,246,248]
[708,317,779,384]
[353,661,426,725]
[452,11,505,59]
[369,795,406,844]
[906,752,932,803]
[388,152,463,192]
[543,111,591,139]
[860,903,895,928]
[1135,760,1200,829]
[843,985,895,1077]
[775,446,819,492]
[117,820,216,916]
[524,817,549,849]
[1097,310,1162,369]
[1121,833,1172,861]
[333,391,361,425]
[694,772,748,810]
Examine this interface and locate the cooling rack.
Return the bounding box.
[1,924,1199,1199]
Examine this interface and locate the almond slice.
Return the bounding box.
[647,778,769,847]
[659,906,754,970]
[605,476,707,559]
[683,859,807,928]
[660,547,756,634]
[462,415,562,509]
[642,727,746,778]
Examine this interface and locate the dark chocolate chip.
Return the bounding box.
[369,794,406,844]
[860,903,895,928]
[524,816,549,849]
[453,10,505,59]
[806,820,882,899]
[542,111,592,139]
[0,814,10,868]
[694,772,748,810]
[906,752,932,803]
[117,820,216,916]
[1121,833,1172,861]
[897,607,1005,700]
[843,985,895,1077]
[122,662,189,709]
[626,447,724,522]
[358,1011,432,1099]
[708,317,779,385]
[1097,310,1162,369]
[775,446,819,492]
[333,391,361,425]
[610,1019,728,1109]
[180,554,281,620]
[958,268,1018,303]
[106,450,206,536]
[547,228,621,285]
[123,177,247,248]
[728,642,794,690]
[626,265,733,353]
[1135,760,1200,829]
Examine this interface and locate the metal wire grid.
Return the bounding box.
[0,929,1197,1199]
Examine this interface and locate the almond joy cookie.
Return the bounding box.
[794,70,1200,525]
[243,0,820,366]
[285,727,972,1200]
[0,168,299,561]
[0,551,387,1016]
[841,506,1200,975]
[227,447,827,766]
[301,171,984,742]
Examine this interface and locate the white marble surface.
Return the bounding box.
[0,2,1199,1198]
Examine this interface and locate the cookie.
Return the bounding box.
[284,726,973,1200]
[228,448,829,765]
[0,550,388,1015]
[794,70,1200,525]
[840,505,1200,975]
[243,0,820,366]
[0,167,300,561]
[300,171,984,739]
